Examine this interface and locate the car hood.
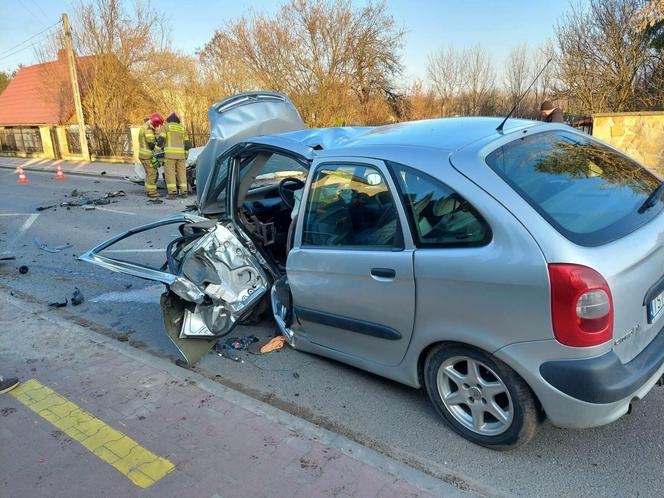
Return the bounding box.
[195,92,305,204]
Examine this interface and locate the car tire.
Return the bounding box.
[424,344,540,450]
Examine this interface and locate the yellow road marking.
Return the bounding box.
[9,379,175,488]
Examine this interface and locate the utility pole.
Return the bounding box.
[62,13,90,161]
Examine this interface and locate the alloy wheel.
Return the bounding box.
[437,355,514,436]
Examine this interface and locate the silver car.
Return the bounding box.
[82,92,664,449]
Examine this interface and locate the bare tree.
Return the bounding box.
[460,45,496,115]
[530,41,558,116]
[504,43,531,116]
[65,0,171,155]
[555,0,657,114]
[427,46,462,116]
[199,0,405,126]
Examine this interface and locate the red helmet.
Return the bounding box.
[149,113,164,127]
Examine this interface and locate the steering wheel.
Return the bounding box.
[278,177,306,209]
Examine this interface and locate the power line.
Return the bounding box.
[16,0,48,28]
[27,0,52,27]
[0,20,60,58]
[0,43,42,63]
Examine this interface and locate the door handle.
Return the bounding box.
[370,268,396,279]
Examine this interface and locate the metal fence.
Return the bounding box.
[567,116,593,135]
[66,126,133,157]
[0,127,43,153]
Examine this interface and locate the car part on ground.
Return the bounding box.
[34,237,73,253]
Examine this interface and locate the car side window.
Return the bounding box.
[389,162,491,247]
[302,164,400,248]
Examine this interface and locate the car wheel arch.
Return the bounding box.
[416,340,545,415]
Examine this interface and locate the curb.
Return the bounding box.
[1,290,483,498]
[0,164,130,180]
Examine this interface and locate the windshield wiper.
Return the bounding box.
[638,181,664,213]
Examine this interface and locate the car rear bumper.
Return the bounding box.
[495,330,664,429]
[539,328,664,404]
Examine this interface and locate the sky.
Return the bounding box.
[0,0,579,83]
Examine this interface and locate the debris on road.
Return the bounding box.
[34,237,73,253]
[215,335,259,363]
[60,190,127,208]
[18,265,29,274]
[147,198,163,204]
[259,335,287,354]
[71,288,84,306]
[36,205,57,212]
[0,253,16,261]
[101,171,106,175]
[49,299,68,308]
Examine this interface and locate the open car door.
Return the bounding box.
[79,214,270,365]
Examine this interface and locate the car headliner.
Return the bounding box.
[270,117,538,156]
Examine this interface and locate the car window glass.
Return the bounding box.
[241,154,307,190]
[390,162,491,247]
[486,131,662,246]
[302,164,398,247]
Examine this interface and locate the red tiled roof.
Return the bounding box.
[0,52,94,126]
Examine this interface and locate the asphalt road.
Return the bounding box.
[2,169,663,497]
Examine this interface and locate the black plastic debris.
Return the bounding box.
[18,265,29,274]
[100,171,106,175]
[49,299,68,308]
[292,372,300,379]
[222,335,258,352]
[147,198,163,204]
[34,237,73,253]
[36,205,56,212]
[70,189,80,197]
[0,254,16,261]
[71,288,84,306]
[60,190,125,208]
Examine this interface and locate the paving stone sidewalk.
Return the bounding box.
[0,291,468,498]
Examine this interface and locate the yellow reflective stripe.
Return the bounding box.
[164,148,185,154]
[139,148,153,154]
[145,184,157,191]
[10,379,175,488]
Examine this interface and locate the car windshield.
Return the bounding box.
[486,131,663,246]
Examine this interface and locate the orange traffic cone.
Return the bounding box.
[55,163,65,180]
[17,167,28,184]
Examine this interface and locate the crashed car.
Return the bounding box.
[82,91,664,449]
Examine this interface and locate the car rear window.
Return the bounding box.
[485,131,663,246]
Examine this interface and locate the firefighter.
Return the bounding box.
[138,113,164,198]
[157,112,191,199]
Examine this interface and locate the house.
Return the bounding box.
[0,50,95,159]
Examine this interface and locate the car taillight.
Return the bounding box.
[548,264,613,347]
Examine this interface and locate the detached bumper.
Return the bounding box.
[540,328,664,404]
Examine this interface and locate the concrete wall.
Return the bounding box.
[593,111,664,175]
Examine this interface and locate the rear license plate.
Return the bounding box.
[647,290,664,323]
